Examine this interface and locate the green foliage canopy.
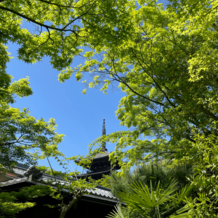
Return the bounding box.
[0,0,132,69]
[0,185,54,217]
[63,0,218,216]
[73,0,218,169]
[0,43,65,172]
[0,0,136,171]
[2,0,218,217]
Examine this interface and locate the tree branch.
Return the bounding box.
[60,190,83,218]
[37,0,94,9]
[0,5,78,34]
[37,0,75,8]
[61,1,96,31]
[107,55,165,106]
[131,44,176,107]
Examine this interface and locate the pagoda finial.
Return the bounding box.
[102,119,107,151]
[102,119,106,136]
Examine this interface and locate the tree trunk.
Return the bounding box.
[59,192,82,218]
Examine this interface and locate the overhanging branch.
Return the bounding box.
[0,5,79,35]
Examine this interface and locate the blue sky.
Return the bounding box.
[7,42,127,172]
[6,0,169,173]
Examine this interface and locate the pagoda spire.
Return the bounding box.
[102,119,107,151]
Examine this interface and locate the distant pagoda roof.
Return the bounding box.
[93,150,110,159]
[75,119,120,180]
[75,150,110,165]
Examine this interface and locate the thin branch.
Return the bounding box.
[46,156,61,190]
[147,42,176,107]
[37,0,75,8]
[107,55,165,106]
[145,151,177,161]
[0,5,78,34]
[114,73,164,106]
[61,1,96,31]
[0,142,16,146]
[37,0,94,9]
[130,43,176,108]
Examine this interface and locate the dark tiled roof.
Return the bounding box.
[0,165,119,202]
[0,177,29,186]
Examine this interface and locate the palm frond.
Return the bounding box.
[118,180,178,218]
[106,204,129,218]
[170,204,191,218]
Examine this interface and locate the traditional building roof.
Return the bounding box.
[0,175,118,203]
[0,163,121,207]
[0,164,122,218]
